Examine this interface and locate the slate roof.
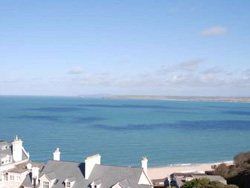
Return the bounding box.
[8,161,45,174]
[0,140,12,160]
[88,164,152,188]
[22,160,153,188]
[171,173,227,187]
[39,160,90,188]
[21,162,46,188]
[0,140,29,166]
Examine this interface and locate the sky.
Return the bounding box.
[0,0,250,96]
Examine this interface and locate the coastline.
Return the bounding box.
[104,95,250,103]
[148,161,233,180]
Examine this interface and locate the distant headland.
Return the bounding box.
[103,95,250,103]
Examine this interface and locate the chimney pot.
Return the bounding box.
[53,148,60,161]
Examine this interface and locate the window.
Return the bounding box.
[66,182,71,188]
[10,175,14,181]
[4,174,8,181]
[8,156,12,163]
[43,181,49,188]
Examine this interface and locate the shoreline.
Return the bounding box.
[104,95,250,103]
[148,160,233,168]
[148,161,233,180]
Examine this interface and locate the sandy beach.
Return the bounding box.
[148,161,233,180]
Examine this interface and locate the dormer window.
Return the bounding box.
[64,177,75,188]
[43,181,49,188]
[66,182,71,188]
[91,181,101,188]
[1,155,12,165]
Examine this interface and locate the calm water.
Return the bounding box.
[0,96,250,167]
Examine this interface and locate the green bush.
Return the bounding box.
[181,178,238,188]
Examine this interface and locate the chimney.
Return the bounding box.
[12,136,23,162]
[141,156,148,173]
[53,148,60,161]
[31,167,39,186]
[26,163,32,171]
[85,154,101,179]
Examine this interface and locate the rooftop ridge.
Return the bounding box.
[95,164,143,169]
[47,159,84,164]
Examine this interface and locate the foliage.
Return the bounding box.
[213,151,250,188]
[181,178,238,188]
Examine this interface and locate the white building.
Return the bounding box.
[1,137,153,188]
[0,136,31,188]
[21,149,153,188]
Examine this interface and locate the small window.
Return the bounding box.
[43,181,49,188]
[66,182,71,188]
[4,174,8,181]
[10,175,14,181]
[8,156,12,163]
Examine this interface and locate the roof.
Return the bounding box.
[88,164,152,188]
[21,162,46,188]
[0,141,12,160]
[46,171,57,180]
[22,160,152,188]
[192,175,226,183]
[0,139,29,166]
[39,160,90,188]
[8,161,45,173]
[172,173,227,187]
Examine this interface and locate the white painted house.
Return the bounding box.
[0,136,31,188]
[0,137,153,188]
[21,149,153,188]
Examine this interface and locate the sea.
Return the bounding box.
[0,95,250,167]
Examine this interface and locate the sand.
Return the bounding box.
[148,161,233,180]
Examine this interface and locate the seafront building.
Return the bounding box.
[152,172,227,188]
[170,173,227,188]
[0,137,153,188]
[0,136,32,188]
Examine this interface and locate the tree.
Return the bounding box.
[214,151,250,188]
[181,178,238,188]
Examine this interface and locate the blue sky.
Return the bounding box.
[0,0,250,96]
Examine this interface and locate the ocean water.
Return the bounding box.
[0,96,250,167]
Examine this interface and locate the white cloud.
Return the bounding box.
[202,67,225,74]
[10,64,248,95]
[243,69,250,76]
[0,78,24,84]
[199,26,226,36]
[161,59,204,73]
[69,67,84,74]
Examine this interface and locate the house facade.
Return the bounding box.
[21,150,153,188]
[0,136,31,188]
[0,137,152,188]
[170,172,227,188]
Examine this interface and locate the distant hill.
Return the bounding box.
[104,95,250,103]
